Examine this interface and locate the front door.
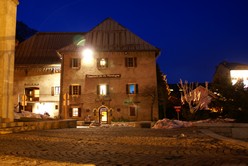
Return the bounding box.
[99,107,108,123]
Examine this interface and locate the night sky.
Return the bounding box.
[17,0,248,83]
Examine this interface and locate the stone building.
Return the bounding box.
[15,18,160,122]
[14,33,84,118]
[213,61,248,88]
[59,18,160,123]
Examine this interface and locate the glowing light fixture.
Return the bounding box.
[82,48,94,65]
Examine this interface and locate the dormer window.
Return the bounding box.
[97,58,108,69]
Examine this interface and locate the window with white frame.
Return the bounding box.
[51,86,60,96]
[69,85,81,95]
[125,57,137,67]
[126,83,138,94]
[69,107,82,117]
[71,58,81,69]
[97,84,109,96]
[72,108,78,117]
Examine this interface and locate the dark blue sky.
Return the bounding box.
[17,0,248,83]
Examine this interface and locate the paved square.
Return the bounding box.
[0,127,247,165]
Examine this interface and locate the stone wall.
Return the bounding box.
[0,119,77,134]
[61,51,158,121]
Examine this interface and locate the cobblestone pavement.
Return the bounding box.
[0,127,248,166]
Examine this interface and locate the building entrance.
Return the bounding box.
[94,105,112,124]
[99,107,108,123]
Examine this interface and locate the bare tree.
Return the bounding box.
[178,79,211,114]
[142,86,157,121]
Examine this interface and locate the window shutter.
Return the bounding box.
[69,85,72,95]
[106,58,108,67]
[51,87,54,96]
[134,57,137,67]
[126,84,129,94]
[125,58,128,67]
[97,85,100,95]
[78,58,81,68]
[135,84,139,94]
[69,108,72,117]
[78,108,82,117]
[97,58,100,68]
[106,85,110,95]
[79,86,81,95]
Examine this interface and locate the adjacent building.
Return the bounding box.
[213,61,248,88]
[14,32,84,118]
[15,18,160,122]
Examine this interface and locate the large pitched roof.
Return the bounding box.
[220,61,248,70]
[59,18,160,55]
[15,32,85,65]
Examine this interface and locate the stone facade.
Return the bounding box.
[14,33,79,118]
[14,18,160,122]
[61,51,158,122]
[59,18,160,122]
[14,69,60,118]
[0,0,19,122]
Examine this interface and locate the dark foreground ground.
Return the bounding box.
[0,126,247,166]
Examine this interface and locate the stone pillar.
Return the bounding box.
[0,0,19,123]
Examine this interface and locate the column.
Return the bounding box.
[0,0,19,122]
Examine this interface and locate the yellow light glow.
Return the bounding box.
[82,48,94,65]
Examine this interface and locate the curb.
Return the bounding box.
[200,129,248,148]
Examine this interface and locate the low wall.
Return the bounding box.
[0,119,77,134]
[195,123,248,139]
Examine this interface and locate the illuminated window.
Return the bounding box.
[97,58,108,69]
[73,108,78,117]
[71,58,81,69]
[69,107,82,117]
[97,84,109,96]
[25,87,39,101]
[69,85,81,95]
[126,84,138,94]
[55,86,60,95]
[230,70,248,88]
[125,57,137,67]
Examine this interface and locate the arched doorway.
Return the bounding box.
[99,106,108,123]
[93,105,112,124]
